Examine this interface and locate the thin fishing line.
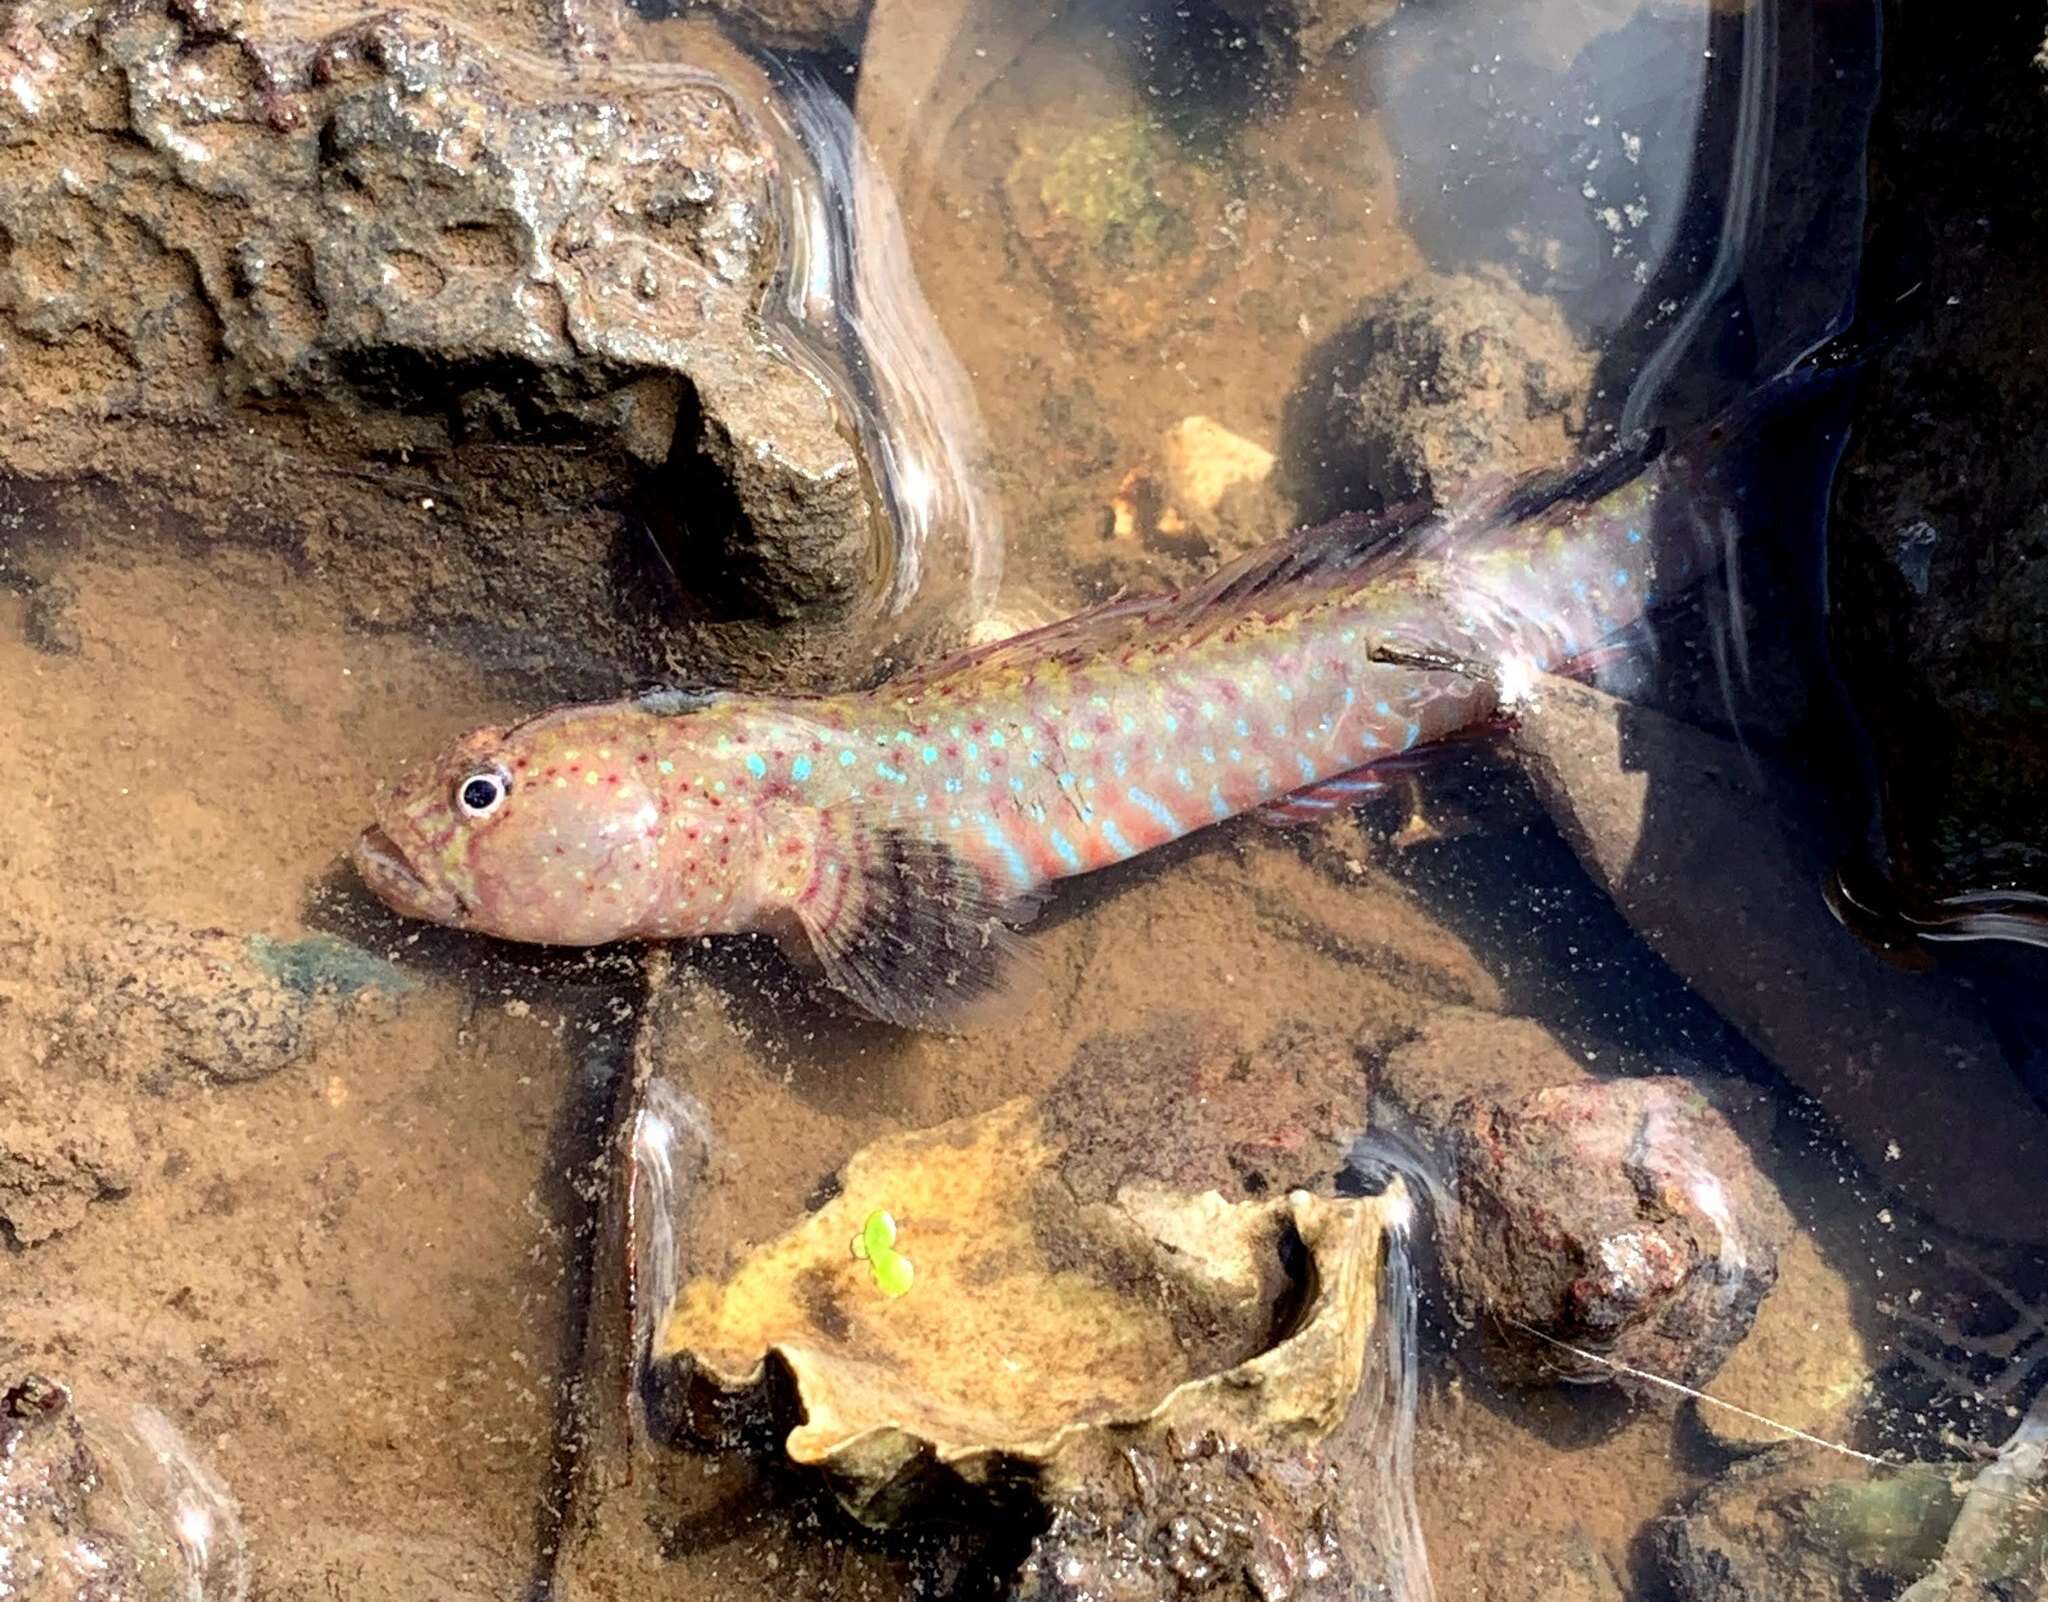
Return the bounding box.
[1504,1316,2048,1518]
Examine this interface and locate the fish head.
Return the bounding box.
[354,711,683,946]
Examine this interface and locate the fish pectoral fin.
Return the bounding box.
[789,814,1034,1033]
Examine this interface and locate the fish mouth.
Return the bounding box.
[351,825,465,925]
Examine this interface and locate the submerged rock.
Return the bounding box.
[648,1094,1407,1528]
[1658,1436,2048,1602]
[0,0,875,631]
[1110,415,1288,568]
[0,1091,138,1247]
[1011,1427,1388,1602]
[1002,113,1237,350]
[0,1374,246,1601]
[1280,268,1593,526]
[1511,674,2048,1247]
[1440,1075,1791,1392]
[647,0,871,54]
[1830,2,2048,903]
[54,920,410,1088]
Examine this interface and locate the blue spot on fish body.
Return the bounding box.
[1112,752,1128,777]
[1126,787,1181,836]
[1404,721,1421,748]
[1210,785,1231,819]
[1626,526,1644,543]
[1375,700,1392,716]
[1613,569,1630,587]
[877,762,909,784]
[791,755,811,781]
[978,768,993,784]
[1297,754,1318,782]
[921,745,939,765]
[744,753,767,779]
[1363,731,1382,750]
[988,731,1006,748]
[1235,718,1251,738]
[1164,714,1179,734]
[945,778,963,794]
[839,749,856,767]
[1049,829,1081,870]
[1175,766,1193,790]
[1100,819,1136,858]
[980,818,1032,887]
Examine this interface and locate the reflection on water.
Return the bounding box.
[4,0,2046,1600]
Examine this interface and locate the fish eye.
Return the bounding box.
[457,769,510,819]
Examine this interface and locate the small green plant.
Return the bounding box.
[851,1209,915,1298]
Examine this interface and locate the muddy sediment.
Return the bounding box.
[2,2,2045,1600]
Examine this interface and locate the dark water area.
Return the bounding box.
[1,1,2045,1600]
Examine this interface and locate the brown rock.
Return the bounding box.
[0,0,873,631]
[1512,674,2048,1246]
[1441,1075,1791,1392]
[1281,268,1593,526]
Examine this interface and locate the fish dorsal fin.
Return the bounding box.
[1490,427,1665,526]
[895,499,1445,688]
[886,592,1166,689]
[1171,498,1440,617]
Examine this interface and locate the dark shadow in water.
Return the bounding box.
[522,1013,641,1598]
[307,862,653,1001]
[1352,746,1775,1077]
[306,867,655,1598]
[637,1358,1048,1599]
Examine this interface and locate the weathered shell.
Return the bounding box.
[651,1097,1404,1525]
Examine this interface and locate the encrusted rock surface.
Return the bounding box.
[0,0,874,639]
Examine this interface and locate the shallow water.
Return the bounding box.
[3,1,2045,1600]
